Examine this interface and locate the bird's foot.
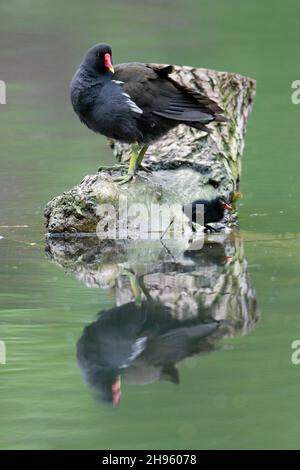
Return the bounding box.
[111,145,150,185]
[204,224,218,233]
[113,174,134,185]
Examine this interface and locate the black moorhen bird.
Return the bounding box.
[70,43,226,184]
[161,196,232,238]
[184,196,232,231]
[77,300,220,405]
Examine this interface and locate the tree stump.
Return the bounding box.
[44,65,255,235]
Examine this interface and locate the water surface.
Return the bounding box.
[1,0,300,450]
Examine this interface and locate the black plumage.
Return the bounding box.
[184,241,228,265]
[77,300,219,404]
[183,196,232,228]
[70,43,225,144]
[160,196,232,239]
[70,44,226,181]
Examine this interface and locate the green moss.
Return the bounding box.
[195,136,209,152]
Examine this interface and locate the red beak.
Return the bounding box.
[104,53,114,73]
[223,203,232,210]
[112,378,120,406]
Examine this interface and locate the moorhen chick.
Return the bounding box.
[161,196,233,238]
[184,196,232,231]
[70,43,226,184]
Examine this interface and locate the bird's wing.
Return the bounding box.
[113,63,155,117]
[128,336,148,363]
[113,63,225,123]
[150,65,225,122]
[143,321,220,365]
[159,321,220,342]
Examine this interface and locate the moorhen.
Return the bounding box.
[77,300,219,405]
[184,196,232,231]
[161,196,233,238]
[70,43,226,184]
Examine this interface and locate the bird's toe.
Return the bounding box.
[139,164,153,174]
[114,174,135,185]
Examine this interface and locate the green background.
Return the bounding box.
[0,0,300,449]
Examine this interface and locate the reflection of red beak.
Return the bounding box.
[104,53,114,73]
[223,203,232,211]
[112,378,120,406]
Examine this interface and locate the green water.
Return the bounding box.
[1,0,300,450]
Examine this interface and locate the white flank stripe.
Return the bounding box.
[129,337,147,361]
[126,99,143,114]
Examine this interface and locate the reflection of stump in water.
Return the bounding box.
[46,233,259,337]
[115,236,259,336]
[46,233,259,405]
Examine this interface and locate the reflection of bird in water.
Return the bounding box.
[77,300,220,405]
[184,241,228,266]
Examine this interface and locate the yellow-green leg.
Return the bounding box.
[113,144,149,185]
[122,268,142,305]
[129,273,141,306]
[136,144,148,167]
